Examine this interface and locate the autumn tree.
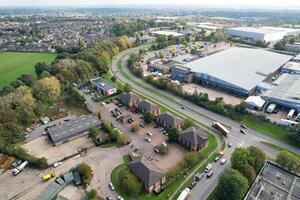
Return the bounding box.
[33,76,61,104]
[276,150,300,173]
[240,164,257,185]
[119,169,142,197]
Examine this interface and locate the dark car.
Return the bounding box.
[154,124,159,128]
[240,129,247,134]
[189,181,197,189]
[240,124,248,129]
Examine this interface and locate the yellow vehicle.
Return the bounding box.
[42,172,56,182]
[219,151,225,157]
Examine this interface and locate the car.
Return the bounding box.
[240,129,247,134]
[163,130,167,135]
[145,137,151,142]
[117,196,124,200]
[207,171,214,178]
[181,106,186,110]
[154,147,160,153]
[154,124,159,128]
[128,118,134,124]
[194,173,204,181]
[159,127,164,132]
[214,156,220,162]
[221,158,226,165]
[240,124,248,129]
[189,181,197,189]
[106,196,113,200]
[109,182,115,190]
[146,132,152,137]
[140,123,145,128]
[53,162,62,168]
[228,143,232,148]
[101,102,106,106]
[161,142,167,147]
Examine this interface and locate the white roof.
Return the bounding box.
[186,47,292,91]
[226,27,300,34]
[245,96,266,109]
[151,30,184,37]
[282,62,300,72]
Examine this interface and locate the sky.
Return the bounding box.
[1,0,300,8]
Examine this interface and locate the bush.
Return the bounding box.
[144,112,155,124]
[78,163,93,186]
[130,123,139,132]
[89,128,102,146]
[276,150,300,173]
[168,127,180,142]
[119,168,142,197]
[157,144,169,155]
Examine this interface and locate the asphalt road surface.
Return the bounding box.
[111,46,300,200]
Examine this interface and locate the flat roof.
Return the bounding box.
[226,27,299,34]
[90,77,116,90]
[151,30,184,37]
[282,62,300,72]
[48,114,101,145]
[244,161,300,200]
[262,73,300,105]
[186,47,292,91]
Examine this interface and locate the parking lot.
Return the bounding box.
[182,83,243,106]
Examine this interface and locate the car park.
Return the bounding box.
[145,137,151,142]
[109,182,115,190]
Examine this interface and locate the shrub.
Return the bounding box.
[78,163,93,186]
[119,168,142,197]
[130,123,139,132]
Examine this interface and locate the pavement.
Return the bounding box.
[110,46,300,200]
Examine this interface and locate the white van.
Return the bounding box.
[204,163,212,173]
[287,109,296,119]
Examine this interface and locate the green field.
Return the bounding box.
[0,52,56,89]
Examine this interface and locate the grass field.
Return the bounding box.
[0,52,56,89]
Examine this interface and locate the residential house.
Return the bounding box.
[156,113,183,129]
[137,100,160,116]
[179,127,208,151]
[119,93,140,107]
[90,77,117,96]
[127,159,166,194]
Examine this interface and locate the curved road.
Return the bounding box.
[111,46,300,200]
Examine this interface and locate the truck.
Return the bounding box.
[287,109,296,119]
[266,104,277,113]
[12,160,28,176]
[212,122,230,136]
[42,172,56,182]
[177,187,190,200]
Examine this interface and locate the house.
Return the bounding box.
[119,93,140,107]
[127,159,166,194]
[137,100,160,116]
[179,127,208,151]
[156,113,183,129]
[90,77,117,96]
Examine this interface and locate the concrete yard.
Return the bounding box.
[182,83,243,106]
[23,135,94,164]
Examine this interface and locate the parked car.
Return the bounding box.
[106,196,113,200]
[146,132,153,137]
[181,106,186,110]
[221,158,226,165]
[109,182,115,191]
[189,181,197,189]
[214,156,220,162]
[207,171,214,178]
[161,142,167,147]
[154,147,160,153]
[53,162,62,168]
[154,124,159,128]
[117,196,124,200]
[145,137,151,142]
[140,123,145,128]
[240,124,248,129]
[228,143,232,148]
[240,129,247,134]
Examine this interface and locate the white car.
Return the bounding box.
[109,182,115,190]
[117,196,124,200]
[221,158,226,165]
[53,162,62,168]
[145,137,151,142]
[146,132,152,137]
[101,102,106,106]
[161,142,167,147]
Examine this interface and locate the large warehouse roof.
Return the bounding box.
[48,114,101,145]
[186,47,292,92]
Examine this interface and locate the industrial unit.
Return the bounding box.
[48,114,102,146]
[90,77,117,96]
[224,27,300,42]
[185,47,292,96]
[244,161,300,200]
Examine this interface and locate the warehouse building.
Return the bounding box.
[261,73,300,111]
[48,114,102,146]
[244,161,300,200]
[225,27,300,42]
[90,77,117,96]
[186,47,292,96]
[281,61,300,74]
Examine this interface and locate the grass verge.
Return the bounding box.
[260,141,300,160]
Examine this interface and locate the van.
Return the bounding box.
[204,163,212,173]
[287,109,296,119]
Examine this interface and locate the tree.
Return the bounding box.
[215,168,249,200]
[276,150,300,173]
[124,83,132,93]
[87,189,103,200]
[97,52,111,73]
[111,76,117,82]
[157,144,169,155]
[116,132,129,145]
[119,168,142,197]
[33,76,61,104]
[168,127,180,142]
[240,164,257,185]
[78,163,93,186]
[35,62,52,77]
[144,112,155,124]
[182,118,195,129]
[231,148,253,171]
[248,146,266,172]
[130,123,139,132]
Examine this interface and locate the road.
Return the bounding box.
[111,46,300,200]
